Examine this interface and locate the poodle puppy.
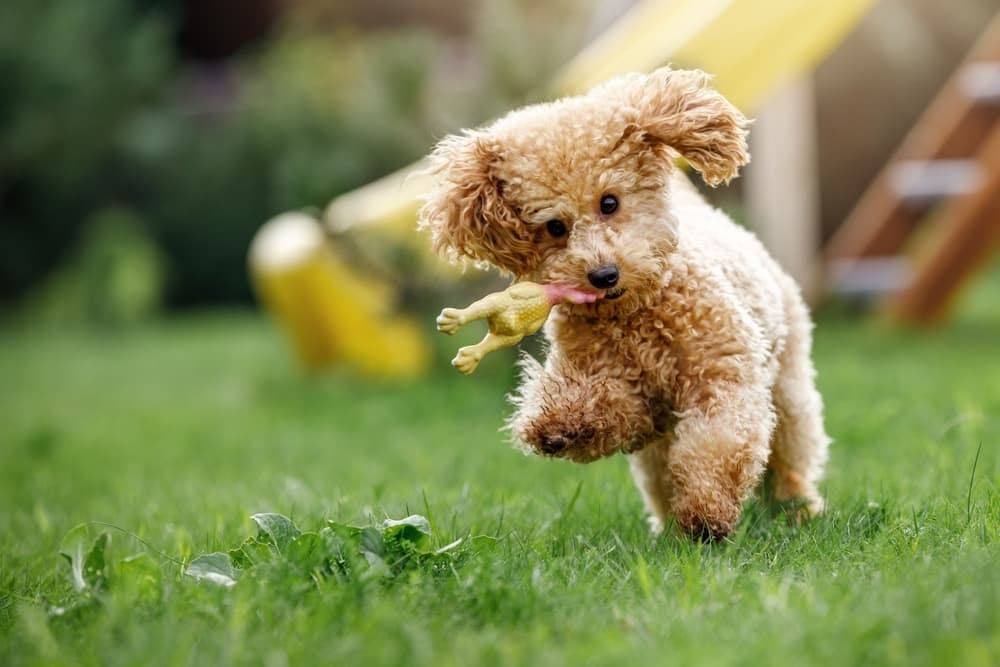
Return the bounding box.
[418,67,830,539]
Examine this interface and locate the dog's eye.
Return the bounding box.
[600,194,618,215]
[546,219,567,238]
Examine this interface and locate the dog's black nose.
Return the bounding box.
[587,265,619,289]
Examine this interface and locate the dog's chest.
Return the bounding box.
[551,310,681,393]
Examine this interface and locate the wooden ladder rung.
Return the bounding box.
[890,122,1000,323]
[823,12,1000,323]
[959,62,1000,104]
[827,256,913,297]
[889,159,985,206]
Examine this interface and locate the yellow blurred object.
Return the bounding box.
[556,0,875,108]
[254,0,877,376]
[249,212,429,376]
[323,162,463,281]
[323,162,433,237]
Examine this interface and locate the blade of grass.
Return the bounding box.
[91,521,185,566]
[965,441,983,525]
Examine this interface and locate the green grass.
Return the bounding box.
[2,274,999,666]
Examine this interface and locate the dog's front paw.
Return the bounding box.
[509,360,656,462]
[436,308,465,335]
[672,493,742,541]
[513,402,612,462]
[536,425,598,457]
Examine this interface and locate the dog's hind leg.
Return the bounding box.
[766,308,830,518]
[628,435,675,534]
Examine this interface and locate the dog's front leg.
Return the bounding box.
[508,355,657,462]
[667,384,774,540]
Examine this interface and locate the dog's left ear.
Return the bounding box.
[626,67,750,186]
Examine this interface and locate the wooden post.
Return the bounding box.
[745,75,822,298]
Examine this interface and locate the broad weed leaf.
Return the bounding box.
[324,521,362,543]
[251,513,301,553]
[178,512,488,590]
[228,537,275,569]
[285,533,326,571]
[83,532,110,592]
[117,553,161,606]
[382,515,432,553]
[320,526,356,560]
[320,526,364,580]
[59,524,90,592]
[185,552,239,589]
[359,527,385,567]
[382,515,431,536]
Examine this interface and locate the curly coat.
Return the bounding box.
[419,67,830,539]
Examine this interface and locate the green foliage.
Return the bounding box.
[2,0,439,307]
[0,0,172,303]
[48,512,481,626]
[191,513,473,589]
[22,206,165,326]
[131,27,442,306]
[473,0,594,106]
[1,0,596,310]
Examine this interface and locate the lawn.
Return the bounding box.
[1,274,999,666]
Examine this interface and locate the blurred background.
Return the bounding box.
[3,6,999,663]
[1,0,998,362]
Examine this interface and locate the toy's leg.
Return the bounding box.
[436,294,503,335]
[667,386,774,540]
[628,435,675,534]
[508,356,657,461]
[453,333,522,375]
[766,322,830,518]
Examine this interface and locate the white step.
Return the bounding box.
[827,256,913,297]
[959,61,1000,104]
[889,159,984,206]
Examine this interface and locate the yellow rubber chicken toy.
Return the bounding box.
[437,282,600,374]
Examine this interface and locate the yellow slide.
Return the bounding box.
[251,0,876,376]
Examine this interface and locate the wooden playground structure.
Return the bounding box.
[250,0,999,376]
[826,12,1000,324]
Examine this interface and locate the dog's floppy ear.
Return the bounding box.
[625,67,750,186]
[418,132,537,275]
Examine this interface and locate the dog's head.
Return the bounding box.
[418,67,748,314]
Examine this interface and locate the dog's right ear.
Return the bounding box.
[615,68,750,187]
[418,132,537,275]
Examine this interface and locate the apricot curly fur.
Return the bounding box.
[419,67,830,540]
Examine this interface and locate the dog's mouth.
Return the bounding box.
[603,287,626,301]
